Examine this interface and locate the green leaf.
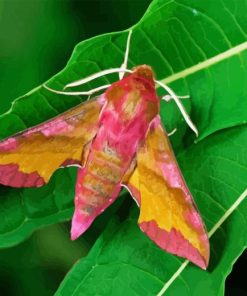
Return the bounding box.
[0,168,75,248]
[1,0,247,293]
[56,124,247,296]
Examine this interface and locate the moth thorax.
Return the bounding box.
[132,65,154,80]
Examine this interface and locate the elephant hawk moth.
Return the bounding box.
[0,31,209,269]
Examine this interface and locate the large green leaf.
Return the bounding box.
[0,0,247,293]
[56,124,247,296]
[0,168,75,248]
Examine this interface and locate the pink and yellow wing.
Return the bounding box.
[125,116,209,269]
[0,98,103,187]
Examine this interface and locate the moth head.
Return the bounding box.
[132,65,155,81]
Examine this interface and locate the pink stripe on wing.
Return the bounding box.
[139,220,208,269]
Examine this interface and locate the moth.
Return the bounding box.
[0,31,209,269]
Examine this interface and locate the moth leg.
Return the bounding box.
[161,95,189,102]
[156,80,198,136]
[167,128,177,136]
[119,30,132,80]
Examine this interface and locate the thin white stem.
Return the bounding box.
[119,30,132,80]
[43,83,111,96]
[65,68,133,89]
[156,80,198,137]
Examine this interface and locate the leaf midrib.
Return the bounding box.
[159,41,247,85]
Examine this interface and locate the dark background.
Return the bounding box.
[0,0,246,295]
